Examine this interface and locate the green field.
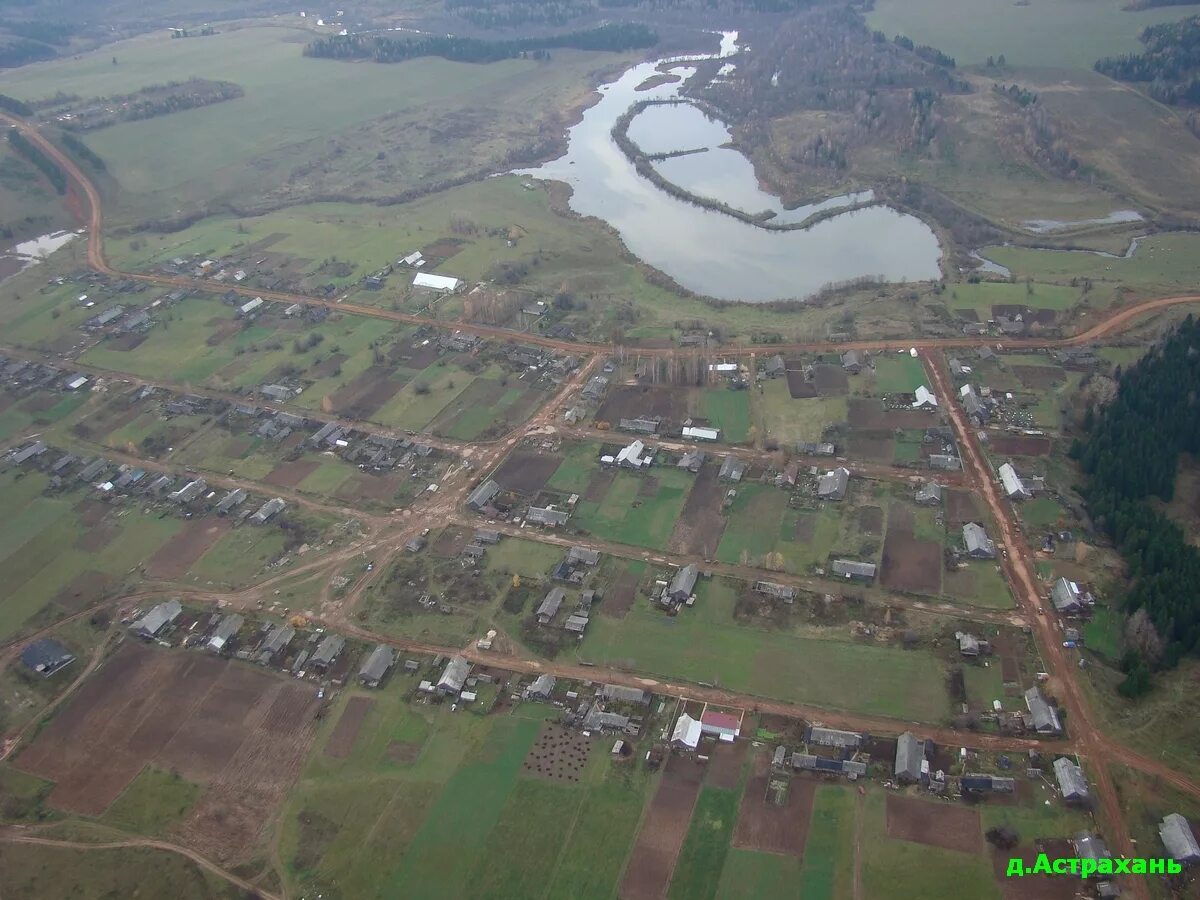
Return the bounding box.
[572,466,694,550]
[796,785,856,900]
[99,766,201,836]
[717,484,843,574]
[282,685,655,900]
[868,0,1189,68]
[581,578,951,722]
[756,380,847,445]
[945,281,1083,319]
[872,353,929,394]
[669,787,741,900]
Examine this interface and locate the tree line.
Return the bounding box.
[443,0,818,28]
[1070,316,1200,695]
[5,127,65,193]
[0,92,32,116]
[303,22,657,64]
[1095,15,1200,106]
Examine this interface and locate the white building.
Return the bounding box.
[413,273,462,293]
[912,385,938,409]
[671,713,702,750]
[998,462,1031,500]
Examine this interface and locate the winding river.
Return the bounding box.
[517,33,943,303]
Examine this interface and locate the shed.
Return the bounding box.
[682,426,720,442]
[831,559,876,581]
[719,456,746,482]
[1160,813,1200,864]
[20,638,75,678]
[700,711,740,741]
[412,273,462,293]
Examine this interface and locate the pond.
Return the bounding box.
[516,33,943,302]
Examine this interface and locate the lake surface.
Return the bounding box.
[516,34,943,302]
[0,230,79,283]
[1023,210,1143,234]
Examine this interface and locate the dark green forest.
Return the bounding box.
[1071,316,1200,695]
[1095,15,1200,105]
[5,127,65,193]
[0,93,32,116]
[304,22,657,64]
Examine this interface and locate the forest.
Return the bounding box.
[44,79,244,131]
[0,92,32,116]
[304,21,657,63]
[1071,316,1200,694]
[1095,15,1200,106]
[5,127,65,193]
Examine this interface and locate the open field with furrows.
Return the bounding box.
[0,26,632,228]
[0,842,246,900]
[0,468,337,640]
[580,576,953,722]
[867,0,1190,69]
[280,684,658,900]
[12,640,323,863]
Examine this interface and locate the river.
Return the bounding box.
[516,33,943,303]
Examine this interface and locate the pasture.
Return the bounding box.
[0,27,626,228]
[867,0,1190,69]
[579,577,952,722]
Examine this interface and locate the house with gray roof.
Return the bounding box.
[806,726,862,749]
[619,417,659,435]
[915,482,942,506]
[131,599,182,639]
[564,614,589,634]
[1054,757,1090,803]
[599,684,649,705]
[929,454,961,471]
[817,467,850,501]
[719,456,746,482]
[206,614,244,654]
[1052,577,1085,614]
[169,478,208,504]
[582,705,630,732]
[999,462,1031,500]
[437,655,471,694]
[754,581,797,603]
[527,506,570,527]
[215,488,247,515]
[537,587,566,624]
[831,559,876,581]
[1025,686,1062,735]
[256,624,295,664]
[524,674,556,701]
[249,497,285,525]
[895,732,925,784]
[466,479,500,512]
[310,634,346,671]
[1072,832,1110,863]
[761,355,786,378]
[359,644,395,687]
[77,458,110,483]
[963,522,996,559]
[581,375,609,403]
[677,449,706,473]
[841,350,866,373]
[1160,813,1200,864]
[566,546,601,567]
[668,564,699,602]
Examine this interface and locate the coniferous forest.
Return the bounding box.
[1071,316,1200,695]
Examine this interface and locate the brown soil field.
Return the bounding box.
[794,514,816,542]
[858,506,884,535]
[619,754,704,900]
[75,522,118,551]
[225,435,253,457]
[387,739,424,763]
[176,679,322,862]
[422,238,466,260]
[881,530,942,595]
[109,332,148,351]
[848,398,934,429]
[989,435,1052,457]
[813,364,849,396]
[429,527,469,557]
[945,489,982,524]
[494,451,562,496]
[1010,365,1065,390]
[51,570,116,613]
[705,739,746,790]
[329,367,404,420]
[325,695,375,760]
[310,353,347,379]
[390,340,441,369]
[786,369,818,399]
[732,753,815,856]
[0,393,12,413]
[522,721,590,783]
[991,843,1079,900]
[20,392,64,413]
[668,465,727,557]
[335,472,402,504]
[886,794,983,853]
[845,431,894,462]
[145,520,231,580]
[583,468,615,502]
[601,568,640,619]
[596,385,686,423]
[265,459,320,487]
[205,318,243,346]
[637,475,660,498]
[889,503,914,532]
